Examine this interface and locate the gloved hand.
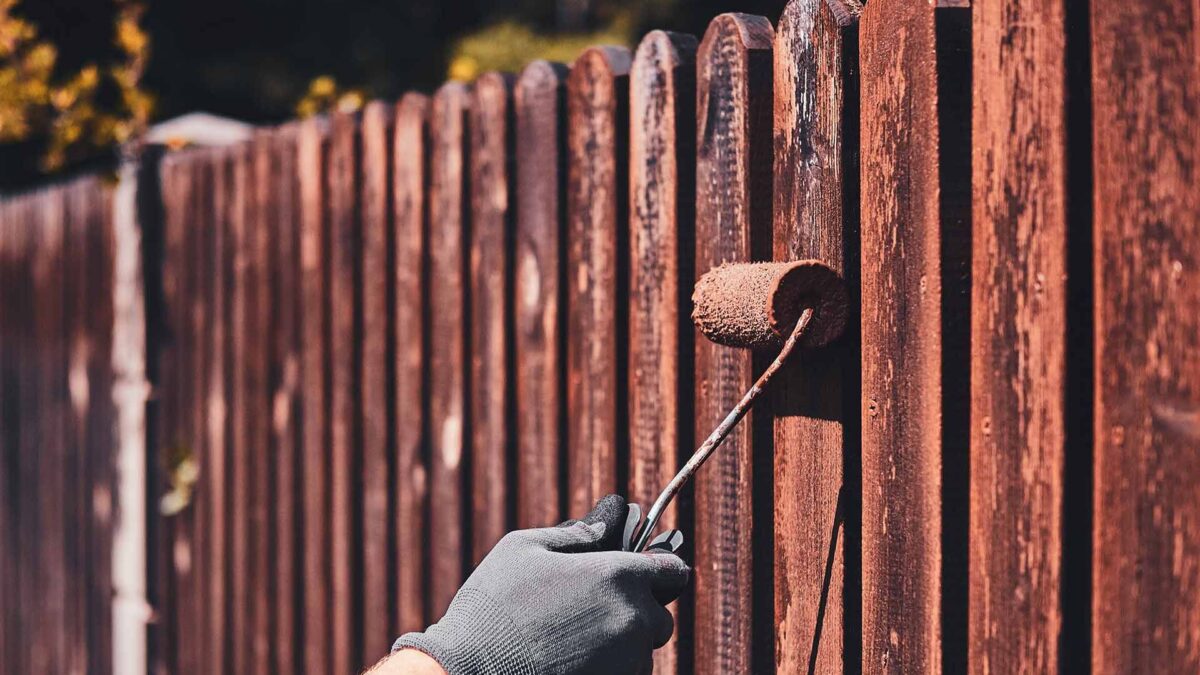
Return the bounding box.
[392,495,690,675]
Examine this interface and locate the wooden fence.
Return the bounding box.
[1,0,1198,673]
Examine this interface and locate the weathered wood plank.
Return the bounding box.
[693,13,774,675]
[513,60,568,530]
[428,83,470,618]
[859,0,943,671]
[270,124,302,675]
[227,142,254,675]
[566,45,631,517]
[62,181,88,675]
[298,115,332,675]
[771,1,859,672]
[0,198,14,675]
[970,0,1067,670]
[249,130,275,674]
[1091,0,1200,670]
[207,148,235,675]
[629,29,697,675]
[361,101,395,660]
[469,73,515,563]
[10,198,35,675]
[327,110,363,673]
[393,93,429,633]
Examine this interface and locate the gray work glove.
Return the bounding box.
[392,495,690,675]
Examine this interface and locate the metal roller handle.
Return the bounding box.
[629,307,815,552]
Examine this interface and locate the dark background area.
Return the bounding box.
[2,0,786,189]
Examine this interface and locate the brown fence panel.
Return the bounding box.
[693,13,774,675]
[771,1,860,673]
[513,61,568,530]
[298,115,332,675]
[0,199,12,675]
[360,101,395,661]
[1091,0,1200,670]
[428,83,470,619]
[393,93,430,634]
[565,46,631,518]
[469,73,515,562]
[970,0,1068,671]
[628,28,697,675]
[859,0,943,671]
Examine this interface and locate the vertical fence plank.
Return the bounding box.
[1091,0,1200,670]
[0,200,13,675]
[428,83,470,618]
[361,101,395,661]
[250,131,275,674]
[328,110,363,672]
[514,60,568,530]
[270,125,302,675]
[35,189,68,675]
[566,45,631,517]
[298,115,331,675]
[393,93,429,634]
[62,182,88,675]
[971,0,1067,671]
[771,1,860,672]
[205,149,233,675]
[227,142,254,675]
[469,73,515,562]
[694,14,774,675]
[12,198,35,675]
[629,29,697,675]
[90,184,117,675]
[859,0,943,671]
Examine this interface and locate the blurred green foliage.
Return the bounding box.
[2,0,786,189]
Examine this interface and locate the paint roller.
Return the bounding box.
[627,259,849,552]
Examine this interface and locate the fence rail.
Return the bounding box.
[1,0,1198,673]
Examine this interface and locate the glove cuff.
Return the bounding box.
[391,588,537,675]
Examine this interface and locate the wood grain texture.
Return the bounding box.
[1091,0,1200,670]
[566,45,631,517]
[0,198,14,675]
[298,116,331,674]
[9,197,35,675]
[771,1,859,672]
[469,73,515,562]
[360,100,395,660]
[428,83,470,618]
[227,141,256,675]
[693,14,774,675]
[208,148,235,675]
[327,110,363,673]
[250,130,275,674]
[393,93,429,633]
[859,0,943,671]
[269,124,302,675]
[970,0,1066,670]
[513,60,568,529]
[629,29,697,675]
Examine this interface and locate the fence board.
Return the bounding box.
[970,0,1067,670]
[227,143,254,675]
[629,29,697,675]
[469,73,515,562]
[393,93,430,633]
[514,60,568,529]
[12,198,35,675]
[270,124,302,675]
[298,115,332,675]
[694,13,774,675]
[771,1,860,672]
[328,110,363,672]
[63,181,88,675]
[361,101,395,660]
[0,200,13,675]
[204,149,233,675]
[859,0,943,671]
[250,130,275,674]
[1091,0,1200,670]
[566,45,631,517]
[428,82,470,618]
